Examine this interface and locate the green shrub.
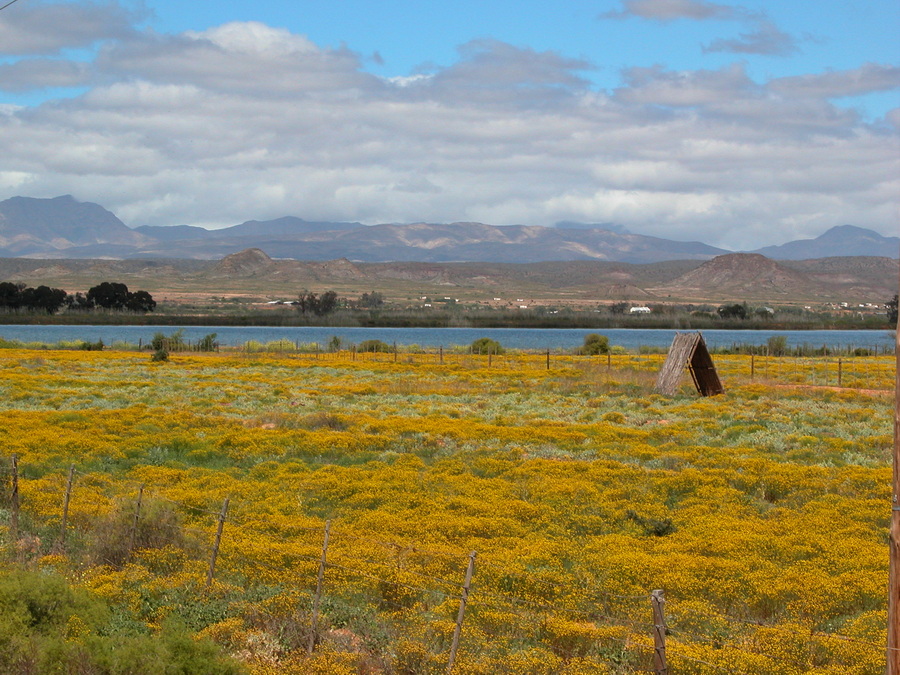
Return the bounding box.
[767,335,788,356]
[150,329,186,352]
[88,498,186,568]
[580,333,609,355]
[197,333,218,352]
[357,339,392,353]
[243,340,264,353]
[264,339,295,352]
[0,569,244,675]
[471,337,504,354]
[626,510,676,537]
[151,348,169,362]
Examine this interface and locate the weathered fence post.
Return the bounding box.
[10,454,19,541]
[394,341,398,363]
[308,520,332,654]
[440,346,444,365]
[750,354,755,381]
[448,551,477,672]
[838,358,843,387]
[129,484,144,556]
[56,465,75,551]
[205,497,229,589]
[651,589,668,675]
[546,348,550,371]
[607,352,611,373]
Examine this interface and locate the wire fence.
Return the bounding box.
[0,458,888,673]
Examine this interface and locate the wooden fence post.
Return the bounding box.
[56,465,75,551]
[607,352,611,373]
[440,346,444,365]
[651,589,668,675]
[546,348,550,371]
[750,354,755,381]
[308,520,332,654]
[887,304,900,674]
[10,454,19,541]
[205,497,229,589]
[447,551,476,672]
[838,358,842,388]
[129,484,144,556]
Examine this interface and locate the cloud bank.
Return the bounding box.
[0,4,897,250]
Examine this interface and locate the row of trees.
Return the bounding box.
[0,281,155,314]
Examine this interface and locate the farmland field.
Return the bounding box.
[0,346,895,674]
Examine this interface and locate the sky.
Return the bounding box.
[0,0,898,251]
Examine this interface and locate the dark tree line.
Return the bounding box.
[0,281,155,314]
[295,290,339,316]
[0,282,68,313]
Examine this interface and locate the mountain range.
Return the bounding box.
[0,195,897,263]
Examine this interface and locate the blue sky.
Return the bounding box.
[144,0,899,118]
[0,0,898,250]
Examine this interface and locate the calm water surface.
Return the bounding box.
[0,325,894,351]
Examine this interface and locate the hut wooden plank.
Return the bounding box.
[654,332,724,396]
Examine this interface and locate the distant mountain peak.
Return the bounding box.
[751,225,898,260]
[0,194,146,254]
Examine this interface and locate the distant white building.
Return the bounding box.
[629,306,651,314]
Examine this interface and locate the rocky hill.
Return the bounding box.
[2,249,895,306]
[654,253,896,302]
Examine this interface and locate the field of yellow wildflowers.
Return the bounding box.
[0,347,894,674]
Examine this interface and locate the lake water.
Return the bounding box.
[0,325,894,351]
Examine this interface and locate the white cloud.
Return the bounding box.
[601,0,742,22]
[0,20,896,250]
[0,58,92,91]
[703,20,799,56]
[0,0,140,56]
[769,63,900,99]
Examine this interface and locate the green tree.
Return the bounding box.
[87,282,155,312]
[0,282,23,309]
[717,303,748,320]
[887,294,898,325]
[126,289,156,312]
[358,291,385,308]
[316,290,339,315]
[296,290,340,315]
[87,281,131,309]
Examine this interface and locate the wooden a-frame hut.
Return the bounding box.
[654,332,724,396]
